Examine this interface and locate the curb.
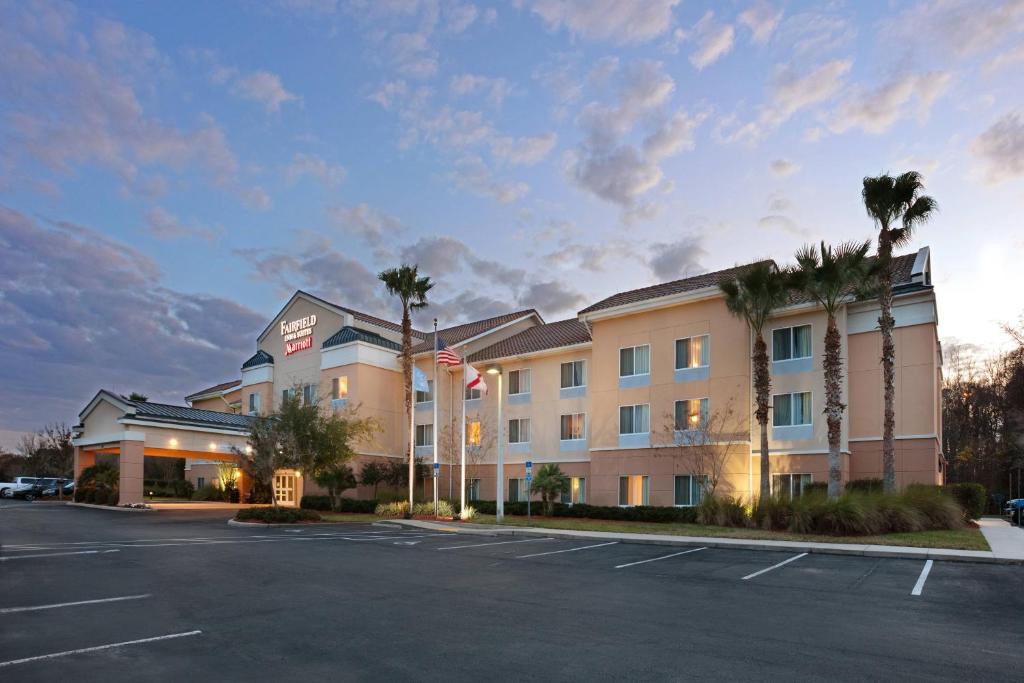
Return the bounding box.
[389,519,1021,565]
[227,519,397,528]
[67,502,156,513]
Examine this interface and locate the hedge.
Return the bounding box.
[846,479,884,494]
[300,496,379,513]
[235,507,321,523]
[468,500,699,523]
[943,483,986,521]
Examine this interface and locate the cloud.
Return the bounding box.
[231,70,300,112]
[828,71,952,135]
[643,110,708,160]
[647,236,708,281]
[885,0,1024,58]
[516,280,587,317]
[449,156,530,203]
[758,214,804,236]
[739,1,783,44]
[449,73,514,107]
[490,133,558,165]
[769,159,800,177]
[285,153,347,187]
[527,0,681,44]
[687,11,735,70]
[971,110,1024,184]
[773,9,856,58]
[0,206,266,431]
[145,207,219,242]
[984,43,1024,74]
[327,203,403,247]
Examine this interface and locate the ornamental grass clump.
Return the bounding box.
[696,495,748,527]
[374,500,409,519]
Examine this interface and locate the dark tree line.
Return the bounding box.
[943,316,1024,507]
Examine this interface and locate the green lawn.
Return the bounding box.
[466,515,990,551]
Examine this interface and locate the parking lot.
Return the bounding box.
[2,501,1023,681]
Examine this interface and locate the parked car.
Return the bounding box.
[0,476,41,501]
[38,477,72,497]
[1006,499,1024,524]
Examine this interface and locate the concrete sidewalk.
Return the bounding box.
[977,517,1024,561]
[390,518,1024,565]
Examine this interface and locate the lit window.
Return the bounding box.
[773,325,812,361]
[332,376,348,400]
[675,334,710,369]
[507,478,528,503]
[508,369,531,395]
[415,424,433,447]
[560,360,586,388]
[618,475,649,506]
[508,418,530,444]
[467,419,481,446]
[619,345,650,377]
[674,398,709,431]
[560,413,585,440]
[465,385,482,400]
[619,404,650,435]
[674,475,708,507]
[560,477,586,505]
[773,392,812,427]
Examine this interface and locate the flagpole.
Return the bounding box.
[408,361,415,512]
[432,319,439,517]
[459,353,467,515]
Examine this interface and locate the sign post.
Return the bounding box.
[433,462,440,516]
[525,460,532,521]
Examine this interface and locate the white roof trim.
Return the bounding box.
[578,286,722,322]
[413,312,543,358]
[79,389,136,421]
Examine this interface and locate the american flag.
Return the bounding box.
[436,336,462,366]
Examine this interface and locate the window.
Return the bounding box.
[465,385,482,400]
[415,424,433,447]
[675,335,710,369]
[619,345,650,377]
[674,475,708,507]
[674,398,710,431]
[773,473,813,498]
[248,392,260,415]
[416,379,433,404]
[618,475,649,506]
[560,413,586,440]
[466,478,481,501]
[560,477,587,505]
[197,477,205,489]
[331,376,348,400]
[508,418,530,444]
[773,325,812,361]
[282,387,295,403]
[467,419,481,446]
[508,369,531,395]
[560,360,586,388]
[619,404,650,435]
[507,478,528,503]
[773,392,812,427]
[301,383,317,405]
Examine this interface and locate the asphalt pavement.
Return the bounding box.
[2,500,1022,681]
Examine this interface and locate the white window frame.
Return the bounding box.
[772,473,813,498]
[416,379,434,404]
[560,413,587,441]
[560,359,587,389]
[465,385,482,401]
[618,475,649,507]
[248,392,260,415]
[618,344,651,378]
[331,376,348,400]
[772,391,813,427]
[674,474,709,507]
[507,477,528,503]
[508,368,531,396]
[618,404,651,435]
[415,423,433,447]
[674,398,710,432]
[771,324,813,362]
[508,417,531,444]
[674,334,710,370]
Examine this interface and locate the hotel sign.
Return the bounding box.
[282,314,316,356]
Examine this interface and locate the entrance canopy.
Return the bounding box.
[73,390,254,505]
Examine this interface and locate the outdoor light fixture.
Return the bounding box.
[486,364,501,375]
[245,445,253,454]
[168,438,178,447]
[208,442,217,451]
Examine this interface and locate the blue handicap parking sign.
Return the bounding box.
[433,462,440,477]
[526,460,532,469]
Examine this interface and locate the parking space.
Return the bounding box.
[2,504,1023,680]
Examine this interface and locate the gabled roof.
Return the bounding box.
[242,349,274,369]
[411,309,543,354]
[323,326,401,351]
[184,379,242,402]
[786,251,924,306]
[579,262,774,316]
[468,319,591,363]
[79,389,254,433]
[256,290,427,344]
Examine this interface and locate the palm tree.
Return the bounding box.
[379,264,434,509]
[789,241,873,499]
[861,172,937,493]
[529,463,570,516]
[719,262,790,501]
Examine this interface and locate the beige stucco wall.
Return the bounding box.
[190,387,241,413]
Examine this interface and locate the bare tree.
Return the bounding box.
[438,409,496,499]
[656,400,747,499]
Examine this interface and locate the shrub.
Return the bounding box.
[375,501,409,519]
[375,489,407,504]
[803,482,829,496]
[337,498,378,514]
[301,495,333,511]
[751,496,792,531]
[846,478,884,494]
[871,494,926,533]
[459,505,477,521]
[412,502,434,516]
[465,500,699,523]
[235,507,321,524]
[91,489,106,505]
[944,483,986,521]
[902,486,963,530]
[106,490,119,506]
[696,495,748,527]
[191,483,222,501]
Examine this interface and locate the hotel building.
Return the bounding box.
[73,247,943,506]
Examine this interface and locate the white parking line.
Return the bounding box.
[517,542,619,559]
[0,549,120,562]
[1,533,443,553]
[0,594,151,614]
[436,538,554,551]
[741,552,808,580]
[0,631,203,668]
[614,546,706,569]
[911,560,933,596]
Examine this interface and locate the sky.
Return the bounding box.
[1,0,1023,441]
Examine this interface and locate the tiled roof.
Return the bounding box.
[323,326,401,351]
[411,309,541,354]
[127,399,255,431]
[468,319,591,363]
[786,252,922,305]
[184,380,242,401]
[579,261,774,315]
[342,306,428,339]
[242,349,274,369]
